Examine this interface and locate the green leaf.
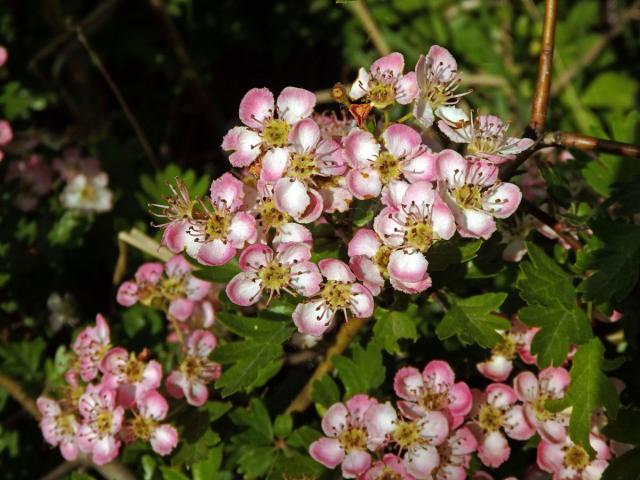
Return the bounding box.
[201,401,232,423]
[577,221,640,305]
[582,72,638,110]
[548,339,619,450]
[311,374,341,410]
[435,293,509,348]
[425,237,483,271]
[141,454,157,480]
[602,447,640,480]
[213,313,294,397]
[603,408,640,445]
[333,343,385,398]
[517,243,574,306]
[160,467,190,480]
[192,258,241,283]
[192,446,223,480]
[70,473,97,480]
[287,426,322,449]
[274,414,293,438]
[372,306,418,354]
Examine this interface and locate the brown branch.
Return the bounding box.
[349,0,390,56]
[542,131,640,158]
[521,200,582,251]
[75,28,159,170]
[285,317,370,415]
[0,372,40,419]
[528,0,557,136]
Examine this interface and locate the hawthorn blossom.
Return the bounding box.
[166,330,221,406]
[362,454,416,480]
[348,228,391,295]
[364,401,450,478]
[4,154,53,211]
[72,314,111,382]
[309,395,378,478]
[222,86,316,168]
[345,124,437,199]
[514,367,571,443]
[537,434,611,480]
[125,390,178,456]
[317,174,353,213]
[77,387,124,465]
[313,110,355,140]
[0,119,13,161]
[434,426,478,480]
[189,173,257,265]
[470,383,535,468]
[60,172,113,213]
[292,259,374,337]
[438,150,522,240]
[261,117,344,222]
[373,180,455,293]
[117,254,211,321]
[37,397,80,461]
[47,292,79,332]
[477,325,535,382]
[226,242,321,306]
[0,45,7,67]
[53,148,101,182]
[100,347,163,407]
[413,45,469,128]
[438,110,534,164]
[349,52,418,109]
[393,360,472,428]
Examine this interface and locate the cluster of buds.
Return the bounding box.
[309,359,618,480]
[152,46,528,338]
[36,314,221,464]
[4,147,113,213]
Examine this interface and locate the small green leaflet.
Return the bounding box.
[424,237,482,271]
[516,243,592,367]
[212,313,294,397]
[577,220,640,305]
[372,306,418,354]
[311,374,341,411]
[192,257,241,283]
[435,293,509,348]
[547,338,619,451]
[332,342,385,398]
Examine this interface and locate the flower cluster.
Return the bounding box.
[309,359,618,480]
[151,46,527,338]
[3,147,113,213]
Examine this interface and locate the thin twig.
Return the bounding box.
[285,317,370,415]
[528,0,557,136]
[0,372,40,419]
[75,28,159,170]
[521,200,582,251]
[117,229,173,263]
[349,0,390,56]
[542,131,640,158]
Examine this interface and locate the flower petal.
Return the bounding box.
[239,87,274,129]
[277,87,316,124]
[226,272,262,306]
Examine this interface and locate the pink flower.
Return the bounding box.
[413,45,469,128]
[52,148,101,182]
[37,397,80,461]
[348,228,390,295]
[537,434,611,480]
[292,259,374,337]
[0,119,13,162]
[438,110,534,164]
[393,360,472,428]
[77,388,124,465]
[349,52,418,109]
[364,402,450,478]
[477,326,533,382]
[60,172,113,213]
[514,367,570,443]
[117,255,211,321]
[0,46,7,67]
[226,242,321,306]
[222,86,316,168]
[361,453,416,480]
[471,384,536,468]
[4,154,53,211]
[166,330,221,406]
[434,426,478,480]
[262,118,344,222]
[125,390,178,456]
[72,314,111,382]
[100,347,163,407]
[345,124,437,199]
[372,180,455,293]
[309,395,378,478]
[438,150,522,240]
[317,174,353,213]
[313,110,355,140]
[188,173,257,265]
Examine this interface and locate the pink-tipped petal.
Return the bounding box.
[135,263,164,285]
[277,87,316,124]
[405,445,441,478]
[348,228,381,258]
[478,431,510,468]
[457,209,496,240]
[388,249,428,283]
[342,450,372,478]
[169,298,195,321]
[503,405,535,440]
[477,355,513,382]
[197,239,236,266]
[393,367,423,401]
[483,183,522,219]
[290,261,322,297]
[210,173,244,211]
[260,147,290,182]
[344,129,380,169]
[319,258,356,282]
[438,149,468,186]
[151,424,178,455]
[230,129,262,167]
[226,272,262,306]
[349,68,371,100]
[227,212,257,247]
[396,71,418,104]
[349,283,374,318]
[239,88,275,129]
[293,300,334,337]
[514,371,539,402]
[274,178,311,219]
[322,402,349,436]
[382,124,421,158]
[309,438,344,469]
[238,243,273,270]
[371,52,405,77]
[290,118,321,152]
[116,281,139,307]
[347,168,383,200]
[403,150,438,183]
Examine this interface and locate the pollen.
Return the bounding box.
[130,414,156,441]
[405,217,433,252]
[367,79,396,109]
[95,410,114,436]
[563,444,590,471]
[477,404,504,432]
[256,198,290,230]
[392,420,421,450]
[289,152,318,181]
[372,245,392,272]
[204,210,231,240]
[320,281,352,311]
[123,353,146,383]
[374,151,402,184]
[492,335,517,360]
[262,118,290,148]
[258,260,290,291]
[159,276,187,300]
[338,427,367,452]
[453,184,483,209]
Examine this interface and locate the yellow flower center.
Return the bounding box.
[256,198,290,230]
[95,410,113,436]
[338,427,367,453]
[374,151,402,184]
[367,79,396,109]
[159,276,187,300]
[123,353,145,383]
[262,118,290,148]
[320,281,352,311]
[180,355,205,379]
[419,390,449,411]
[258,260,290,291]
[289,152,318,181]
[372,245,392,274]
[564,444,590,471]
[56,413,76,437]
[205,210,231,240]
[392,420,421,450]
[453,184,483,209]
[478,404,504,432]
[129,414,157,441]
[492,335,517,359]
[405,217,433,252]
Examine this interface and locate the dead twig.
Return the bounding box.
[542,131,640,159]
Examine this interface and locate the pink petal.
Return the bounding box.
[165,371,187,400]
[437,149,468,186]
[135,263,163,284]
[293,300,334,336]
[539,367,570,398]
[141,361,163,392]
[230,129,261,167]
[347,168,383,200]
[226,272,262,306]
[456,208,496,240]
[425,45,458,83]
[60,441,79,461]
[186,380,209,406]
[151,424,178,455]
[228,212,257,247]
[92,435,121,465]
[448,382,473,418]
[344,129,380,168]
[238,243,273,271]
[290,261,322,297]
[396,71,418,104]
[364,402,397,449]
[388,249,428,283]
[390,275,432,294]
[138,389,169,421]
[187,329,217,355]
[289,117,320,152]
[319,258,356,282]
[221,126,244,151]
[404,445,441,478]
[373,208,405,248]
[197,239,236,266]
[169,298,195,321]
[403,150,438,183]
[503,404,535,440]
[274,178,311,219]
[393,366,423,401]
[478,431,510,468]
[486,383,517,408]
[342,450,372,478]
[295,188,324,224]
[186,276,211,301]
[418,410,450,445]
[432,200,456,240]
[276,87,316,124]
[272,222,312,247]
[37,397,61,417]
[260,147,290,182]
[477,355,513,382]
[239,87,275,129]
[402,180,436,207]
[349,283,374,318]
[349,68,370,100]
[349,256,384,296]
[346,394,377,424]
[277,242,312,265]
[413,99,436,129]
[536,440,563,473]
[371,52,405,77]
[483,183,522,219]
[210,172,244,211]
[382,124,421,158]
[322,402,349,436]
[116,281,139,307]
[165,254,191,277]
[514,371,539,402]
[348,228,381,258]
[309,437,345,469]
